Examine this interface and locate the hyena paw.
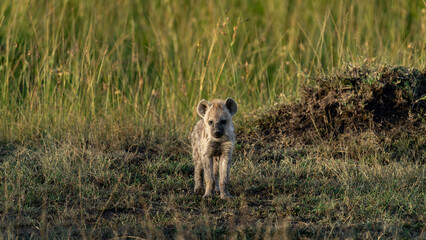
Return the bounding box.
[194,186,202,194]
[220,193,232,200]
[202,192,213,199]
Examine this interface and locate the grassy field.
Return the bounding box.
[0,0,425,239]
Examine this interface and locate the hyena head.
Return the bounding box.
[196,98,238,139]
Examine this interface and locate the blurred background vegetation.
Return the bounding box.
[0,1,425,238]
[1,0,425,143]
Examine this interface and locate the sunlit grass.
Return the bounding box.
[0,1,425,238]
[1,0,425,143]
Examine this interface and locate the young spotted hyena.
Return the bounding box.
[191,98,238,199]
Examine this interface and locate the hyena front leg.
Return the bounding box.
[219,152,232,199]
[213,157,220,193]
[194,160,203,194]
[202,155,215,198]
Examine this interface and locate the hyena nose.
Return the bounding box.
[214,131,223,138]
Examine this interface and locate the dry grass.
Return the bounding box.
[0,132,424,238]
[1,0,425,239]
[1,0,425,142]
[1,66,425,238]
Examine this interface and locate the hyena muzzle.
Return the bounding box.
[191,98,238,199]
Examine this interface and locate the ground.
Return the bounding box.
[1,66,424,239]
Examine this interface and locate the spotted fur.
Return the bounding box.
[191,98,238,199]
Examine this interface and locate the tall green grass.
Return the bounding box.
[1,0,425,143]
[0,1,425,238]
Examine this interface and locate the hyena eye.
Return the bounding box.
[220,119,227,125]
[208,120,213,125]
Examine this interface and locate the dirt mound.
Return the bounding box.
[238,66,425,152]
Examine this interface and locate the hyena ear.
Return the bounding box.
[225,98,238,116]
[197,99,210,118]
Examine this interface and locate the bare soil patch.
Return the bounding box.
[238,66,425,162]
